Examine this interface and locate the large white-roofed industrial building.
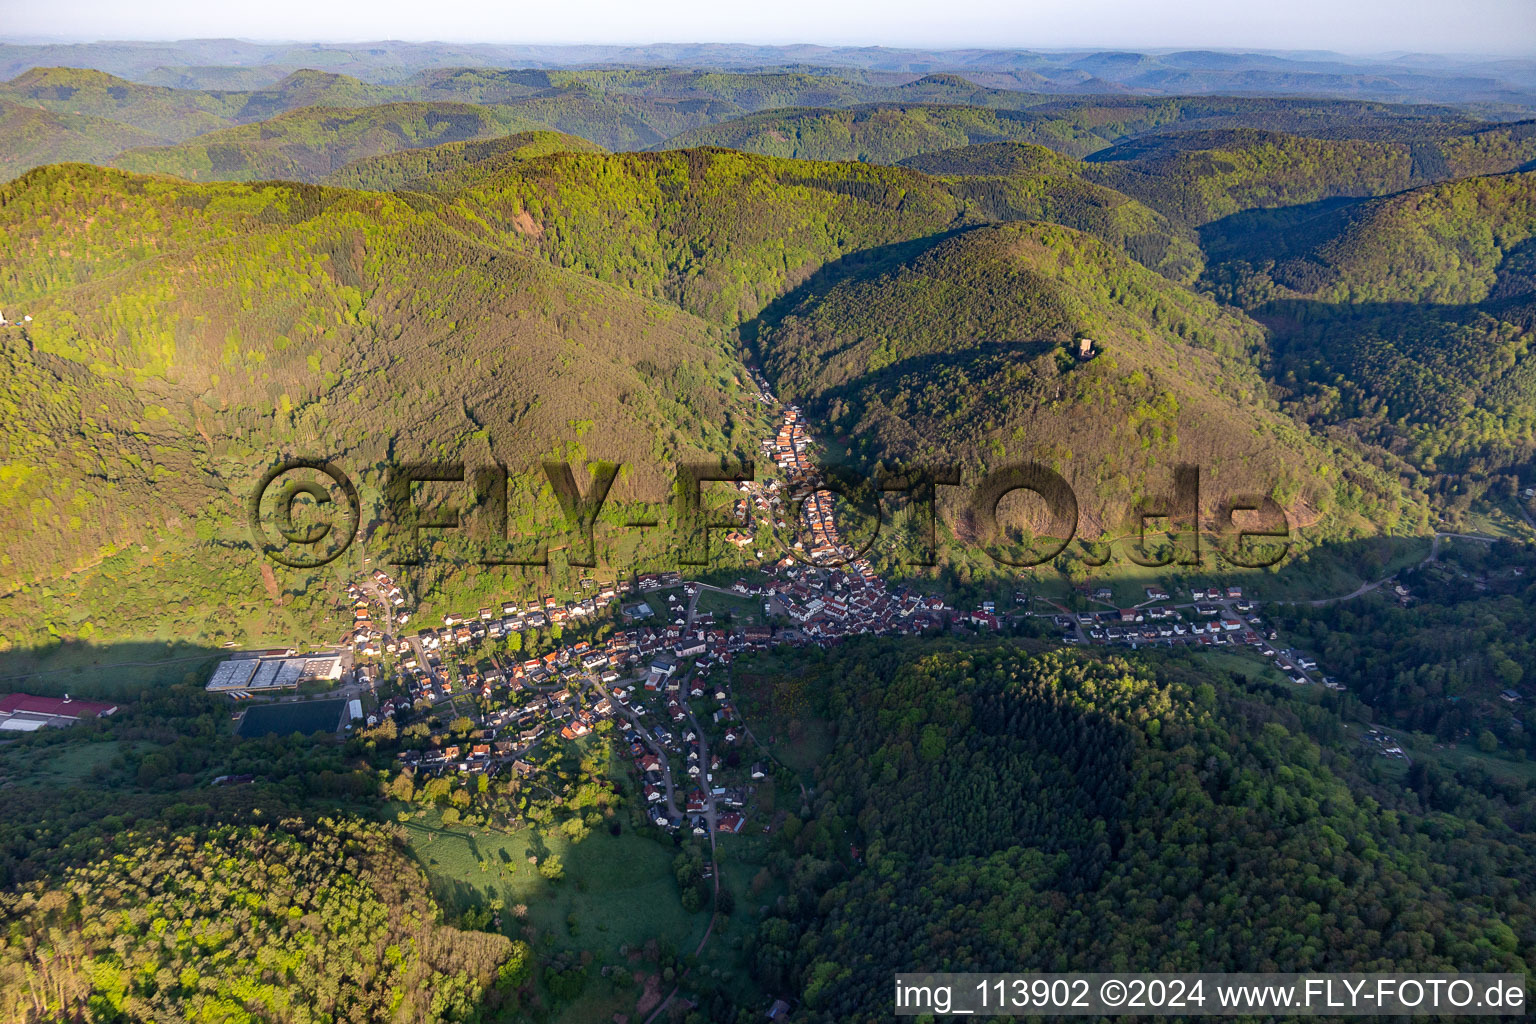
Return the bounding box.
[205,653,344,693]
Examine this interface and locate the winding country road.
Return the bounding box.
[1278,531,1499,608]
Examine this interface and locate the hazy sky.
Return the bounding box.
[2,0,1533,56]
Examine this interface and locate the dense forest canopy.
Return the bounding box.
[743,642,1534,1022]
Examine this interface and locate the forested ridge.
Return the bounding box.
[1200,171,1536,492]
[320,130,606,192]
[0,162,761,650]
[5,116,1533,651]
[0,817,527,1022]
[750,220,1406,534]
[741,642,1535,1021]
[108,102,555,183]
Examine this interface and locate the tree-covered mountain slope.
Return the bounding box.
[899,139,1081,176]
[1273,299,1536,477]
[4,63,1526,192]
[480,87,745,150]
[412,68,1045,111]
[138,63,301,91]
[899,142,1204,282]
[750,220,1401,534]
[659,94,1501,167]
[435,148,970,323]
[0,163,761,648]
[1021,94,1487,147]
[107,101,555,183]
[1086,124,1536,227]
[223,67,407,121]
[427,144,1212,326]
[0,98,166,181]
[656,103,1107,161]
[0,67,242,141]
[320,129,606,191]
[0,817,527,1022]
[1212,171,1536,306]
[1193,172,1536,491]
[745,642,1534,1022]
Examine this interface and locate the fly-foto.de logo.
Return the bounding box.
[249,458,1292,570]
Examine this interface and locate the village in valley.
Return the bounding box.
[0,354,1523,1024]
[4,366,1493,810]
[192,372,974,847]
[179,369,1453,837]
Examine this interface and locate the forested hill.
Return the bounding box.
[108,102,554,183]
[434,149,968,323]
[0,163,760,649]
[0,816,530,1021]
[746,642,1535,1021]
[321,130,605,191]
[0,41,1532,105]
[0,99,164,182]
[1085,124,1536,227]
[1210,170,1536,306]
[1201,171,1536,487]
[0,138,1450,650]
[651,94,1508,166]
[424,145,1211,316]
[6,63,1532,184]
[749,220,1401,535]
[0,66,243,141]
[656,104,1108,162]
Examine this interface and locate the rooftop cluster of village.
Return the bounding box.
[197,389,971,837]
[197,371,1527,810]
[1050,583,1341,689]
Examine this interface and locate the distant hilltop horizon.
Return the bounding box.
[0,39,1533,108]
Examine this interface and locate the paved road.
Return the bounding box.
[1276,531,1497,609]
[589,673,683,822]
[1513,501,1536,532]
[680,672,718,845]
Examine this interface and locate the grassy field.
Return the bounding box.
[1197,649,1318,695]
[1254,534,1432,603]
[0,736,129,786]
[696,587,766,626]
[1459,503,1536,541]
[1404,733,1536,785]
[398,810,707,959]
[0,640,230,698]
[689,832,780,1005]
[396,809,715,1022]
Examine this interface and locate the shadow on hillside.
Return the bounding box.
[0,639,233,698]
[1197,194,1369,262]
[1241,294,1536,484]
[799,339,1060,421]
[737,226,975,363]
